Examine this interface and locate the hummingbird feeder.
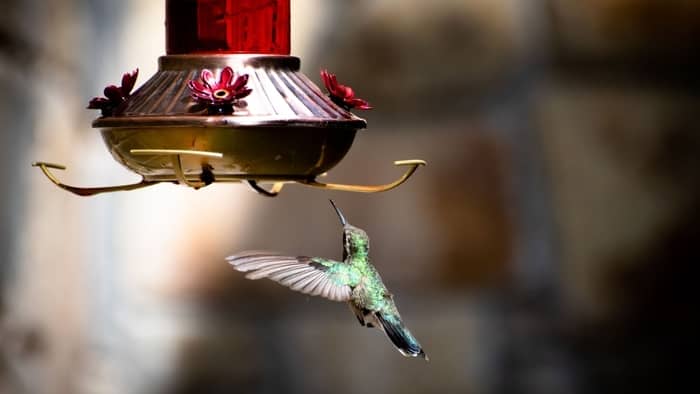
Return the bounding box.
[32,0,426,197]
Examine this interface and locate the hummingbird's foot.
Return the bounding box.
[354,314,365,327]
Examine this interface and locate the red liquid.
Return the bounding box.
[166,0,290,55]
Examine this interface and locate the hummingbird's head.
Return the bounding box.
[329,200,369,258]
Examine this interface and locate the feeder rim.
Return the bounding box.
[92,115,367,129]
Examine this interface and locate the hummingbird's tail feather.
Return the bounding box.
[375,312,428,360]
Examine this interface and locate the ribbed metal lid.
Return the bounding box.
[93,55,367,129]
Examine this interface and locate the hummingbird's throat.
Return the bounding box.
[345,229,369,258]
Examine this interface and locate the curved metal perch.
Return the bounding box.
[32,158,427,197]
[247,180,286,197]
[130,149,223,189]
[31,162,158,197]
[301,159,427,193]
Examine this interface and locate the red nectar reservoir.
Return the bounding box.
[166,0,291,54]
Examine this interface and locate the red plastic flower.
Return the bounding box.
[87,69,139,116]
[321,69,372,110]
[188,67,252,114]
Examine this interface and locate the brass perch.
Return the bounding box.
[33,156,426,197]
[302,160,427,193]
[31,161,158,197]
[130,149,223,189]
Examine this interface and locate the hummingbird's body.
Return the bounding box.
[226,200,427,359]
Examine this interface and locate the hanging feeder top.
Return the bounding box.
[95,0,365,129]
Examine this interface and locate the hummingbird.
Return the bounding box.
[226,200,427,360]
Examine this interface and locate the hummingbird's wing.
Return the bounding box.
[226,252,356,302]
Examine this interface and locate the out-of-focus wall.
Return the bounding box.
[1,1,696,393]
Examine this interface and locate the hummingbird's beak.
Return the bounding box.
[329,199,347,226]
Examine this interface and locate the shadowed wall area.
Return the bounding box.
[1,1,697,393]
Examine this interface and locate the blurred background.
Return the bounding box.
[1,0,697,393]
